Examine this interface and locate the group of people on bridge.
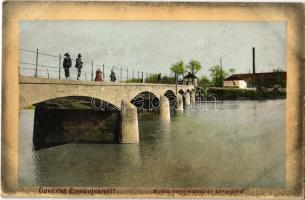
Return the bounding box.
[63,53,117,82]
[63,53,84,80]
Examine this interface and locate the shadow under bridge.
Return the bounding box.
[33,96,120,150]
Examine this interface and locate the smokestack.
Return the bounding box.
[252,47,256,74]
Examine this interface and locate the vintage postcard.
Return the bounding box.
[1,1,304,199]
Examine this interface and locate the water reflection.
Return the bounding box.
[19,100,285,188]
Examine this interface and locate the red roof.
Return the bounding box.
[225,72,286,81]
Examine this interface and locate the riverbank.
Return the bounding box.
[207,88,286,101]
[24,105,35,109]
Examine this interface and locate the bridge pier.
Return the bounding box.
[185,93,191,106]
[176,93,184,111]
[120,100,139,143]
[191,92,196,105]
[160,95,170,121]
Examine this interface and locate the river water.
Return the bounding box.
[19,100,285,189]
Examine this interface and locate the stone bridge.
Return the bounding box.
[19,76,195,109]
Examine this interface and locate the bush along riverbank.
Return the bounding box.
[206,88,286,101]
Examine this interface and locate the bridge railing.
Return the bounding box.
[19,48,168,83]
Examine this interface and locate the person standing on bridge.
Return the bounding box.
[63,53,72,79]
[94,68,103,82]
[110,69,116,82]
[75,54,83,80]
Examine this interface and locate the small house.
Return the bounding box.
[223,75,247,89]
[183,72,198,87]
[224,72,286,89]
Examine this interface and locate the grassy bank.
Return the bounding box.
[24,105,35,109]
[207,88,286,100]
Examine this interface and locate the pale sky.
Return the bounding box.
[20,21,286,79]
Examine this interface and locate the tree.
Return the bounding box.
[170,61,185,78]
[145,73,175,84]
[198,76,210,88]
[229,68,235,74]
[187,59,202,75]
[145,73,159,83]
[161,75,175,84]
[209,65,235,87]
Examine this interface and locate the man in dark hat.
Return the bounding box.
[109,69,116,82]
[63,53,72,79]
[75,53,83,80]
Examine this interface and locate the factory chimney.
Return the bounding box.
[252,47,256,74]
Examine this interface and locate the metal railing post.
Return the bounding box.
[127,69,128,82]
[138,70,140,82]
[112,66,115,82]
[85,72,87,80]
[35,48,39,77]
[120,67,122,83]
[103,64,105,80]
[47,68,49,79]
[133,70,134,80]
[91,61,94,81]
[59,54,61,79]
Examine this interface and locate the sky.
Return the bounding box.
[19,21,286,79]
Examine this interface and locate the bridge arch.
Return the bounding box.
[178,89,185,95]
[20,90,121,109]
[33,96,120,111]
[130,91,160,111]
[164,89,175,97]
[164,90,177,110]
[177,89,186,107]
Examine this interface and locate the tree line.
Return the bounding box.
[145,59,235,87]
